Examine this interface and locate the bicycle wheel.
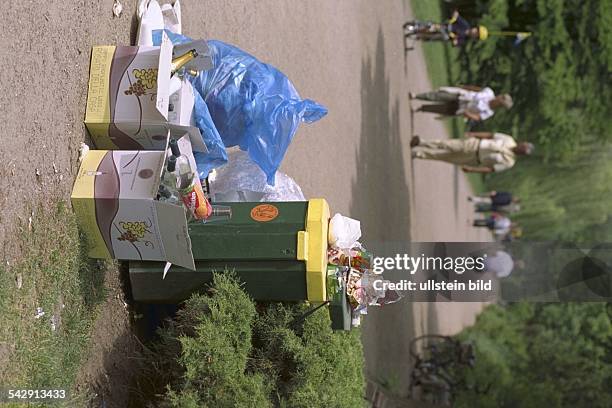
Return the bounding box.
[417,372,453,406]
[410,334,458,366]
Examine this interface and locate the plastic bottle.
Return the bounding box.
[169,139,212,220]
[157,155,179,204]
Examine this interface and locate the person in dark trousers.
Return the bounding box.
[469,191,517,206]
[410,86,513,122]
[403,10,488,47]
[473,198,521,214]
[473,213,515,239]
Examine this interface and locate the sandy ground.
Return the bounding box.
[0,0,489,405]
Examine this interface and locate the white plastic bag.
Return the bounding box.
[209,149,306,202]
[328,213,361,250]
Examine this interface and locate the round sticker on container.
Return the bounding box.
[250,204,279,222]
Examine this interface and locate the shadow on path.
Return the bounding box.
[353,28,416,398]
[350,28,411,243]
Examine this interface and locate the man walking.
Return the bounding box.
[410,85,513,122]
[469,191,521,213]
[411,132,534,173]
[469,191,515,205]
[473,214,514,238]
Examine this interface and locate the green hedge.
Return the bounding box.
[139,273,364,407]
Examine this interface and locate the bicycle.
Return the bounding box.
[403,11,487,52]
[403,20,451,52]
[409,334,488,406]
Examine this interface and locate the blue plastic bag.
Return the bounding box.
[191,90,228,179]
[154,30,328,184]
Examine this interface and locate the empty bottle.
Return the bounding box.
[168,139,212,220]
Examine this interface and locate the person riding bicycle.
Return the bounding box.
[447,10,487,47]
[404,10,488,47]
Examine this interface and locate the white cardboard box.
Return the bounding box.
[84,32,206,153]
[71,140,197,270]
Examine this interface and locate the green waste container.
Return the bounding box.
[129,199,351,329]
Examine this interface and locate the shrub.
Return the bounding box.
[139,273,364,407]
[454,303,612,407]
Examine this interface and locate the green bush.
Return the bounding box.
[252,303,364,407]
[141,273,364,407]
[454,303,612,407]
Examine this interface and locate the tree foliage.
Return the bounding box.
[455,303,612,407]
[441,0,612,240]
[454,0,612,159]
[485,140,612,240]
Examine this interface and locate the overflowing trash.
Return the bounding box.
[152,30,328,184]
[75,0,388,331]
[326,215,403,327]
[209,150,306,202]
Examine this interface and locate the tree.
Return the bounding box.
[455,303,612,407]
[447,0,612,241]
[455,0,612,160]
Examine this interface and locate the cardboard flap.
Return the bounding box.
[174,134,200,177]
[155,201,195,270]
[168,78,196,127]
[85,46,115,124]
[169,124,207,153]
[156,31,173,121]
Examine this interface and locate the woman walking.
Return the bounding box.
[410,85,513,122]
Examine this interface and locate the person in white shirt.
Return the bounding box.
[410,85,513,121]
[411,132,534,173]
[473,214,515,237]
[484,250,514,278]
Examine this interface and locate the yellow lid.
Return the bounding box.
[297,199,330,302]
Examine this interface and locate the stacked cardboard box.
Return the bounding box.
[72,32,210,270]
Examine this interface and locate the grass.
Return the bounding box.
[0,201,108,405]
[410,0,487,193]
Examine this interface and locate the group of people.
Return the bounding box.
[409,85,534,174]
[405,42,531,241]
[407,81,530,242]
[403,9,532,279]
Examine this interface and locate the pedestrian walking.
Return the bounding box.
[410,132,534,173]
[483,250,515,278]
[473,213,514,238]
[474,201,521,213]
[469,191,516,206]
[410,86,513,122]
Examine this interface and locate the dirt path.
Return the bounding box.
[1,0,489,404]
